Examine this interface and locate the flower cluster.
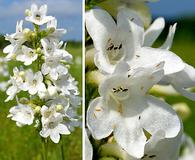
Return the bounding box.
[3,4,81,143]
[85,0,195,159]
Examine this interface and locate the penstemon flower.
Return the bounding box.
[87,62,182,158]
[3,3,81,144]
[85,0,195,159]
[85,8,184,75]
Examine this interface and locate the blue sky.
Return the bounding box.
[0,0,82,41]
[148,0,195,19]
[0,0,195,40]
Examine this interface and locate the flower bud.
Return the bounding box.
[19,71,25,77]
[56,104,63,112]
[36,48,42,54]
[23,28,31,36]
[31,32,36,39]
[86,46,96,70]
[19,97,29,104]
[25,9,31,16]
[173,103,191,121]
[34,106,41,113]
[48,27,55,34]
[86,70,105,86]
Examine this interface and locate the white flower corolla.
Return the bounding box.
[5,67,26,102]
[47,19,67,40]
[38,83,58,100]
[142,17,195,101]
[87,62,181,158]
[41,39,72,80]
[7,104,34,127]
[25,4,54,26]
[54,74,80,96]
[40,105,70,143]
[23,70,46,95]
[86,8,184,75]
[16,45,38,66]
[3,35,23,60]
[98,129,182,160]
[85,130,93,160]
[180,135,195,160]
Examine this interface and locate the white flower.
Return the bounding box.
[25,4,54,26]
[87,62,181,158]
[5,67,25,102]
[23,70,46,95]
[143,17,195,100]
[7,104,34,127]
[40,105,70,143]
[85,8,184,75]
[16,45,38,66]
[3,35,22,59]
[41,39,71,80]
[54,74,80,96]
[47,18,67,40]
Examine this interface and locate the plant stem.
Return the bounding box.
[61,137,65,160]
[42,138,48,160]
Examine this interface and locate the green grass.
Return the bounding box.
[0,42,82,160]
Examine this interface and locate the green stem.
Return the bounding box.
[61,137,65,160]
[42,138,48,160]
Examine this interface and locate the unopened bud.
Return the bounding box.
[36,48,42,54]
[19,71,25,77]
[25,9,31,16]
[34,106,41,113]
[19,97,29,104]
[31,32,36,38]
[48,27,55,34]
[56,105,63,111]
[173,103,191,121]
[86,70,105,86]
[23,28,31,36]
[86,46,95,70]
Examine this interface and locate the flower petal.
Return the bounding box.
[113,118,146,158]
[141,95,181,138]
[86,8,116,50]
[160,23,177,50]
[87,97,119,140]
[143,17,165,47]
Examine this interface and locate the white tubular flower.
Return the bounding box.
[5,67,25,102]
[3,35,22,60]
[54,74,80,96]
[25,4,54,26]
[143,17,195,100]
[7,104,34,127]
[41,39,71,80]
[85,8,184,75]
[87,62,181,158]
[16,45,38,66]
[47,18,67,40]
[40,105,70,143]
[23,70,46,95]
[180,134,195,160]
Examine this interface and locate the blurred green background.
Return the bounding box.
[0,39,82,160]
